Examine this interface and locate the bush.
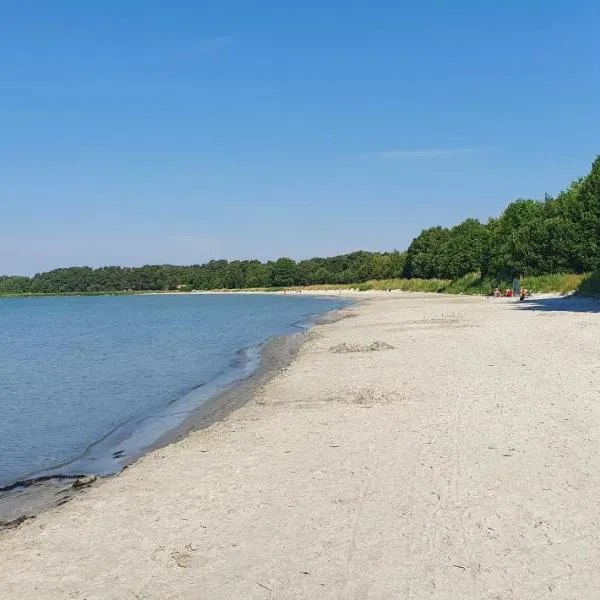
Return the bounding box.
[578,271,600,296]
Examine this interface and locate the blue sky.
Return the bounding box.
[2,0,600,274]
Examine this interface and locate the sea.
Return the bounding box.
[0,293,348,488]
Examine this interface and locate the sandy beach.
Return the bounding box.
[1,292,599,599]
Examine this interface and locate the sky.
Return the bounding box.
[2,0,600,275]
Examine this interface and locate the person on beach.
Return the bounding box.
[513,277,521,298]
[492,288,501,297]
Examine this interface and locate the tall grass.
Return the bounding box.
[300,272,587,296]
[441,272,585,295]
[358,278,451,292]
[442,273,584,295]
[302,278,451,293]
[520,273,586,294]
[441,273,491,295]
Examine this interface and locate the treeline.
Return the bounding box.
[0,252,406,294]
[404,156,600,280]
[2,155,600,295]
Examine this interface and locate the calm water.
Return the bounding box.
[0,294,347,487]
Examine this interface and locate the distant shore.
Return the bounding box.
[1,270,594,299]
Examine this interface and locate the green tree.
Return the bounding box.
[481,200,545,278]
[270,257,298,287]
[404,226,451,278]
[437,219,488,279]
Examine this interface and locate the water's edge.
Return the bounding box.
[0,304,353,529]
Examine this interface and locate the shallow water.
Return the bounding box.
[0,293,347,487]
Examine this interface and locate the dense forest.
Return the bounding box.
[0,252,406,294]
[2,156,600,295]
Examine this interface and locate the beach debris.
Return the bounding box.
[440,312,464,320]
[0,514,35,530]
[170,551,193,568]
[307,388,399,408]
[330,342,360,353]
[367,341,395,351]
[185,543,198,552]
[350,388,397,405]
[330,341,394,353]
[257,582,272,592]
[71,475,97,490]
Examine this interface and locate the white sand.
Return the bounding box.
[1,292,600,599]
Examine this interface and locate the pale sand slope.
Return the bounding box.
[1,293,600,600]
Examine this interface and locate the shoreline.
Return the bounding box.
[0,276,589,301]
[3,292,600,597]
[0,303,355,529]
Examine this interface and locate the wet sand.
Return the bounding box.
[0,318,335,528]
[1,292,600,599]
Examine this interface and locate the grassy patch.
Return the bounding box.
[441,273,491,295]
[301,272,588,296]
[440,272,586,296]
[520,273,586,294]
[301,278,451,293]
